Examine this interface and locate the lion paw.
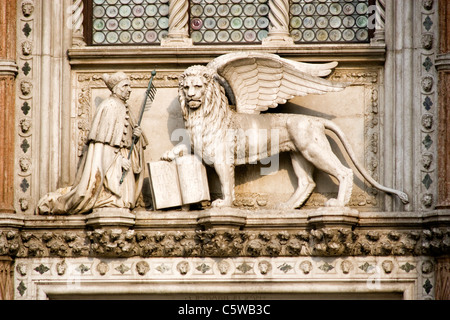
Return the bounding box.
[325,199,345,207]
[212,199,233,208]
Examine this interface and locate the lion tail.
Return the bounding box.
[323,120,409,204]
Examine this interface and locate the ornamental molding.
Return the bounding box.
[13,256,435,300]
[15,0,36,215]
[418,0,438,210]
[1,221,449,259]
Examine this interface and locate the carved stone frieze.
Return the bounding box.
[418,0,438,210]
[13,256,436,300]
[1,226,449,259]
[15,0,36,214]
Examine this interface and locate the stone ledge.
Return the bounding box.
[197,208,247,230]
[1,208,449,231]
[0,214,24,228]
[68,44,386,67]
[86,208,135,228]
[307,207,359,229]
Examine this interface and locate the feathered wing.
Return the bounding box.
[207,52,347,114]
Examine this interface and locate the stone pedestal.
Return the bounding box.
[161,35,193,47]
[86,208,135,228]
[262,32,294,46]
[307,207,360,229]
[197,208,247,231]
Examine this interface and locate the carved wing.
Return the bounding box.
[207,52,346,114]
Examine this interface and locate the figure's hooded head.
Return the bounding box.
[102,72,131,101]
[102,72,129,92]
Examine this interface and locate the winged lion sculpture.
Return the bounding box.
[162,52,409,209]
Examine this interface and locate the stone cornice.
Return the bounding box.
[67,44,386,67]
[2,209,449,231]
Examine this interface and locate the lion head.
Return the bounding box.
[178,65,228,121]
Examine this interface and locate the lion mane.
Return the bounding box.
[178,66,231,159]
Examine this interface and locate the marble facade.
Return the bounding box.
[0,0,449,300]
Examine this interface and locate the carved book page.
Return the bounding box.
[176,155,210,205]
[148,161,182,210]
[147,155,210,210]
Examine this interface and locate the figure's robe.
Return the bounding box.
[37,96,148,215]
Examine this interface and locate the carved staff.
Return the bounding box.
[120,70,157,185]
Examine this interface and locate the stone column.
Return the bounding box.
[436,0,450,208]
[371,0,386,44]
[161,0,193,47]
[0,0,17,214]
[262,0,294,46]
[435,256,450,300]
[0,257,14,300]
[69,0,86,47]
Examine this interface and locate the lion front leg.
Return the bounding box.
[212,162,235,207]
[161,144,189,162]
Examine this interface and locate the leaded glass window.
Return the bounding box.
[85,0,374,46]
[189,0,270,44]
[289,0,374,43]
[90,0,169,45]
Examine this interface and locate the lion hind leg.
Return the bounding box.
[288,118,353,207]
[281,152,316,209]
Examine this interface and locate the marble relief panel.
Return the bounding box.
[73,67,381,210]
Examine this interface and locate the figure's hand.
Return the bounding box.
[133,126,142,139]
[122,157,131,171]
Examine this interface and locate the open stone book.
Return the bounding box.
[147,155,210,210]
